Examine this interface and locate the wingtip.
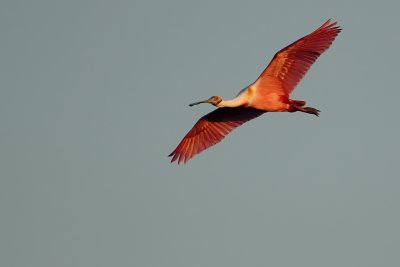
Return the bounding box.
[168,150,178,163]
[325,19,342,30]
[315,19,342,36]
[320,19,335,28]
[168,150,185,164]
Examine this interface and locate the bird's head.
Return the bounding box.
[189,96,222,107]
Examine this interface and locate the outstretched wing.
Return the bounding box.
[255,20,341,95]
[169,107,265,164]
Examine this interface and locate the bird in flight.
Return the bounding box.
[169,20,341,164]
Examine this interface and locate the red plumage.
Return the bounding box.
[258,20,341,95]
[169,107,265,164]
[169,20,341,164]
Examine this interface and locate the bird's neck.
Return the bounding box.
[217,95,247,108]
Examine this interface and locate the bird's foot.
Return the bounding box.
[302,107,320,116]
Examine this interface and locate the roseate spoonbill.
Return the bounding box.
[169,20,341,164]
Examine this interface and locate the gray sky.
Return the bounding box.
[1,0,400,266]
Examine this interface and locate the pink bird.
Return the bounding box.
[169,20,341,164]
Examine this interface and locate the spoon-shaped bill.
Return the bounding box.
[189,99,208,107]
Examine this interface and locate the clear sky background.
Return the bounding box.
[1,0,400,266]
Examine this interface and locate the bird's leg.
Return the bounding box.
[290,100,306,106]
[289,104,320,116]
[301,107,320,116]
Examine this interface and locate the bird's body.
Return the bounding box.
[247,78,288,111]
[169,20,341,164]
